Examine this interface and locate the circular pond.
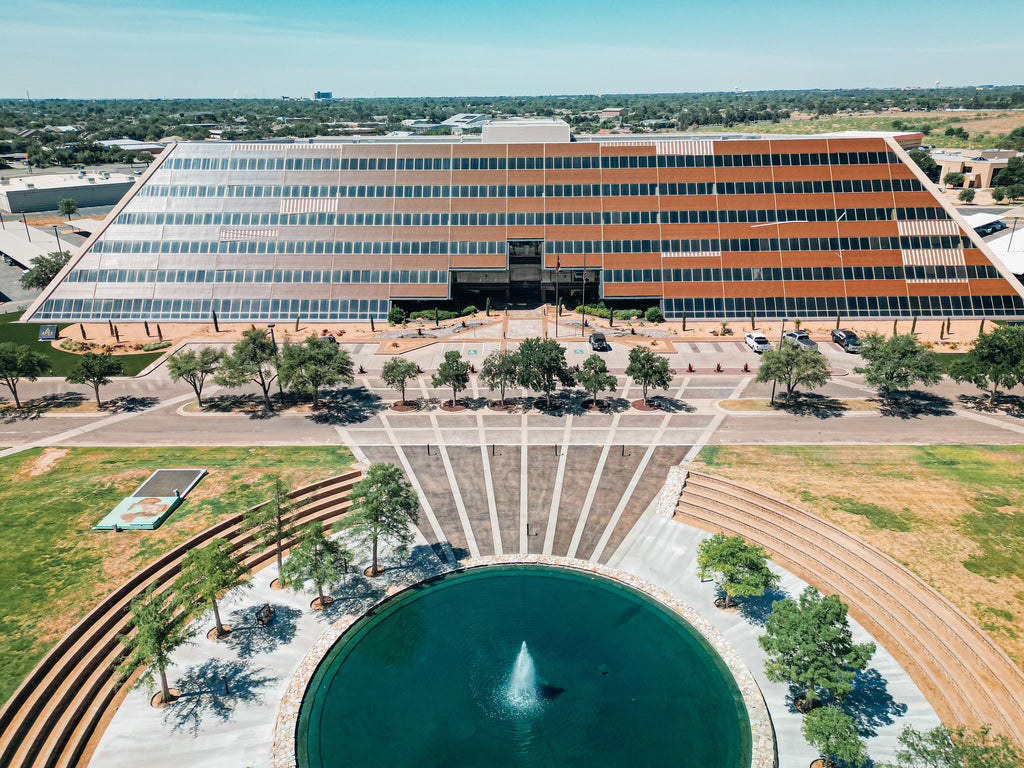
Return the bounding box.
[297,565,751,768]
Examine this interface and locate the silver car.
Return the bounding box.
[782,330,818,350]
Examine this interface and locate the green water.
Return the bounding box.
[298,565,750,768]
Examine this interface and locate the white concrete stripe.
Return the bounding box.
[478,420,503,555]
[543,416,572,555]
[588,444,657,564]
[430,413,479,558]
[566,443,611,560]
[519,413,529,553]
[389,441,455,564]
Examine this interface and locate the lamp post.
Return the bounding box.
[770,317,788,405]
[267,323,285,404]
[52,225,63,254]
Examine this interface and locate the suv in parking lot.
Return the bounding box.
[831,329,860,352]
[782,331,817,350]
[589,332,608,351]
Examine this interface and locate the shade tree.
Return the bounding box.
[431,349,471,405]
[278,334,354,409]
[345,462,419,577]
[894,724,1023,768]
[213,328,279,411]
[855,333,941,402]
[949,325,1024,403]
[280,521,352,607]
[116,583,193,705]
[576,353,617,405]
[20,250,71,290]
[516,337,576,408]
[802,705,868,768]
[696,533,779,609]
[625,345,674,405]
[166,346,223,408]
[755,340,831,403]
[759,586,875,707]
[65,351,122,407]
[243,474,299,578]
[479,349,519,406]
[0,342,49,409]
[381,356,419,405]
[174,538,250,638]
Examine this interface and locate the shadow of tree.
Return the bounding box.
[831,667,908,737]
[648,395,695,413]
[163,658,276,735]
[225,603,301,660]
[737,586,790,628]
[105,395,160,413]
[2,391,85,421]
[775,392,849,419]
[957,393,1024,418]
[877,390,955,419]
[309,387,385,425]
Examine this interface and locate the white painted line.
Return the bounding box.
[682,376,751,464]
[589,444,656,564]
[566,443,611,560]
[955,408,1024,435]
[605,492,660,570]
[543,415,572,555]
[391,442,456,564]
[479,441,503,555]
[430,413,479,559]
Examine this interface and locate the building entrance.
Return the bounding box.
[507,240,543,303]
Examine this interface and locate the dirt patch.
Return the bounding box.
[21,448,69,478]
[24,215,105,228]
[950,113,1024,135]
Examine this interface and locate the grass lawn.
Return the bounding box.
[0,312,163,377]
[0,445,354,706]
[692,445,1024,669]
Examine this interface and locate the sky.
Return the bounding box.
[3,0,1022,100]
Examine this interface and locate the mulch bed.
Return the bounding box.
[714,597,740,612]
[487,401,515,412]
[150,689,181,708]
[364,565,386,577]
[630,399,660,411]
[310,596,335,611]
[439,400,467,412]
[206,625,233,641]
[269,577,284,590]
[583,399,609,412]
[533,400,562,412]
[390,400,420,412]
[794,695,822,714]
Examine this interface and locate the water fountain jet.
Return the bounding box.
[508,641,538,708]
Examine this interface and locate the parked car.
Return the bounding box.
[744,332,771,353]
[782,331,817,350]
[831,329,860,352]
[589,332,608,351]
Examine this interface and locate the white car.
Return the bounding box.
[744,332,771,353]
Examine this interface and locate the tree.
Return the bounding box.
[57,198,77,220]
[516,337,576,408]
[908,149,939,182]
[174,538,250,638]
[576,353,617,405]
[280,521,352,606]
[0,342,49,409]
[66,351,122,407]
[116,583,193,705]
[992,156,1024,188]
[345,462,419,577]
[166,346,223,408]
[959,187,976,204]
[431,349,471,405]
[479,349,519,406]
[755,340,831,403]
[894,724,1023,768]
[802,705,868,768]
[213,328,279,411]
[855,333,941,402]
[625,345,674,405]
[759,586,875,706]
[20,250,71,290]
[942,171,965,188]
[696,533,780,609]
[381,356,419,405]
[949,325,1024,404]
[243,475,298,578]
[991,187,1007,204]
[278,335,354,409]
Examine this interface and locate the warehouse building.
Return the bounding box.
[22,124,1024,324]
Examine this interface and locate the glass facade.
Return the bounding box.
[25,135,1024,323]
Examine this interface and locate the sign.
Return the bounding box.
[38,325,57,341]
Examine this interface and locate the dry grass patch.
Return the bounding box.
[692,445,1024,667]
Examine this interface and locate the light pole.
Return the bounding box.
[267,323,285,404]
[770,317,788,405]
[52,225,63,254]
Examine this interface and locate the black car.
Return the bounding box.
[831,328,860,352]
[589,332,608,351]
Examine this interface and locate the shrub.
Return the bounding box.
[461,305,478,316]
[644,306,664,323]
[409,309,459,321]
[388,305,407,325]
[141,341,172,352]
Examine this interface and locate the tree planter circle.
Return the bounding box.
[439,400,467,412]
[364,565,387,577]
[810,760,833,768]
[390,400,419,412]
[270,577,284,590]
[533,399,561,412]
[150,689,180,708]
[311,596,335,611]
[713,597,740,612]
[487,401,515,412]
[631,399,660,411]
[583,398,609,412]
[206,625,233,641]
[794,695,822,714]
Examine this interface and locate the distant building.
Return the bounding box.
[312,91,333,101]
[0,171,136,214]
[95,138,166,155]
[441,114,492,132]
[933,148,1020,189]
